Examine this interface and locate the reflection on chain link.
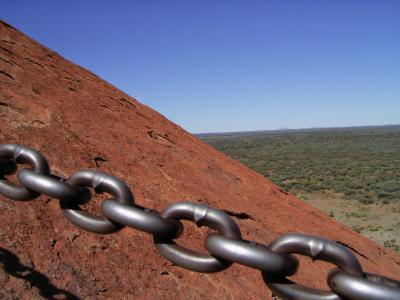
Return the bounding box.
[1,143,399,300]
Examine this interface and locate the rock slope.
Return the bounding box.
[1,20,399,299]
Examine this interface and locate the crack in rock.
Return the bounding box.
[336,240,369,260]
[94,156,108,168]
[118,97,137,109]
[0,57,14,65]
[0,70,14,80]
[0,46,12,55]
[223,209,254,220]
[99,104,114,112]
[147,130,173,144]
[24,57,44,68]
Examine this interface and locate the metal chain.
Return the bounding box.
[1,143,399,300]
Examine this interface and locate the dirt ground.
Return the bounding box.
[298,190,400,252]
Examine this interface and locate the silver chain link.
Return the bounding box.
[0,143,399,300]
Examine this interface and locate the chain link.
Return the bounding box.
[18,169,91,203]
[205,234,299,276]
[101,200,182,238]
[154,201,242,273]
[328,269,400,300]
[263,233,364,299]
[0,144,399,299]
[60,170,135,234]
[0,144,50,200]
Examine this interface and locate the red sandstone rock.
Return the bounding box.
[0,20,399,299]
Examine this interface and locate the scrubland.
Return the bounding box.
[200,125,400,252]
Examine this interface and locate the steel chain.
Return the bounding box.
[0,144,399,300]
[154,201,242,273]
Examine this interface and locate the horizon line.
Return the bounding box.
[194,123,400,136]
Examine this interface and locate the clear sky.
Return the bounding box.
[2,1,400,133]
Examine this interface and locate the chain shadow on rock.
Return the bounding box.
[0,247,80,300]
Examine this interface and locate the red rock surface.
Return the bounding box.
[0,20,399,299]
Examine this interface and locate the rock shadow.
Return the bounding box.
[0,247,80,300]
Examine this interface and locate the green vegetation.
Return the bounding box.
[384,239,400,252]
[200,125,400,252]
[200,126,400,205]
[351,225,365,233]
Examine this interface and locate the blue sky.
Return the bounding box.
[2,1,400,133]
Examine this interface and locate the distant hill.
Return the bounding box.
[196,124,400,138]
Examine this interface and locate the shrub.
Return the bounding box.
[359,198,374,205]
